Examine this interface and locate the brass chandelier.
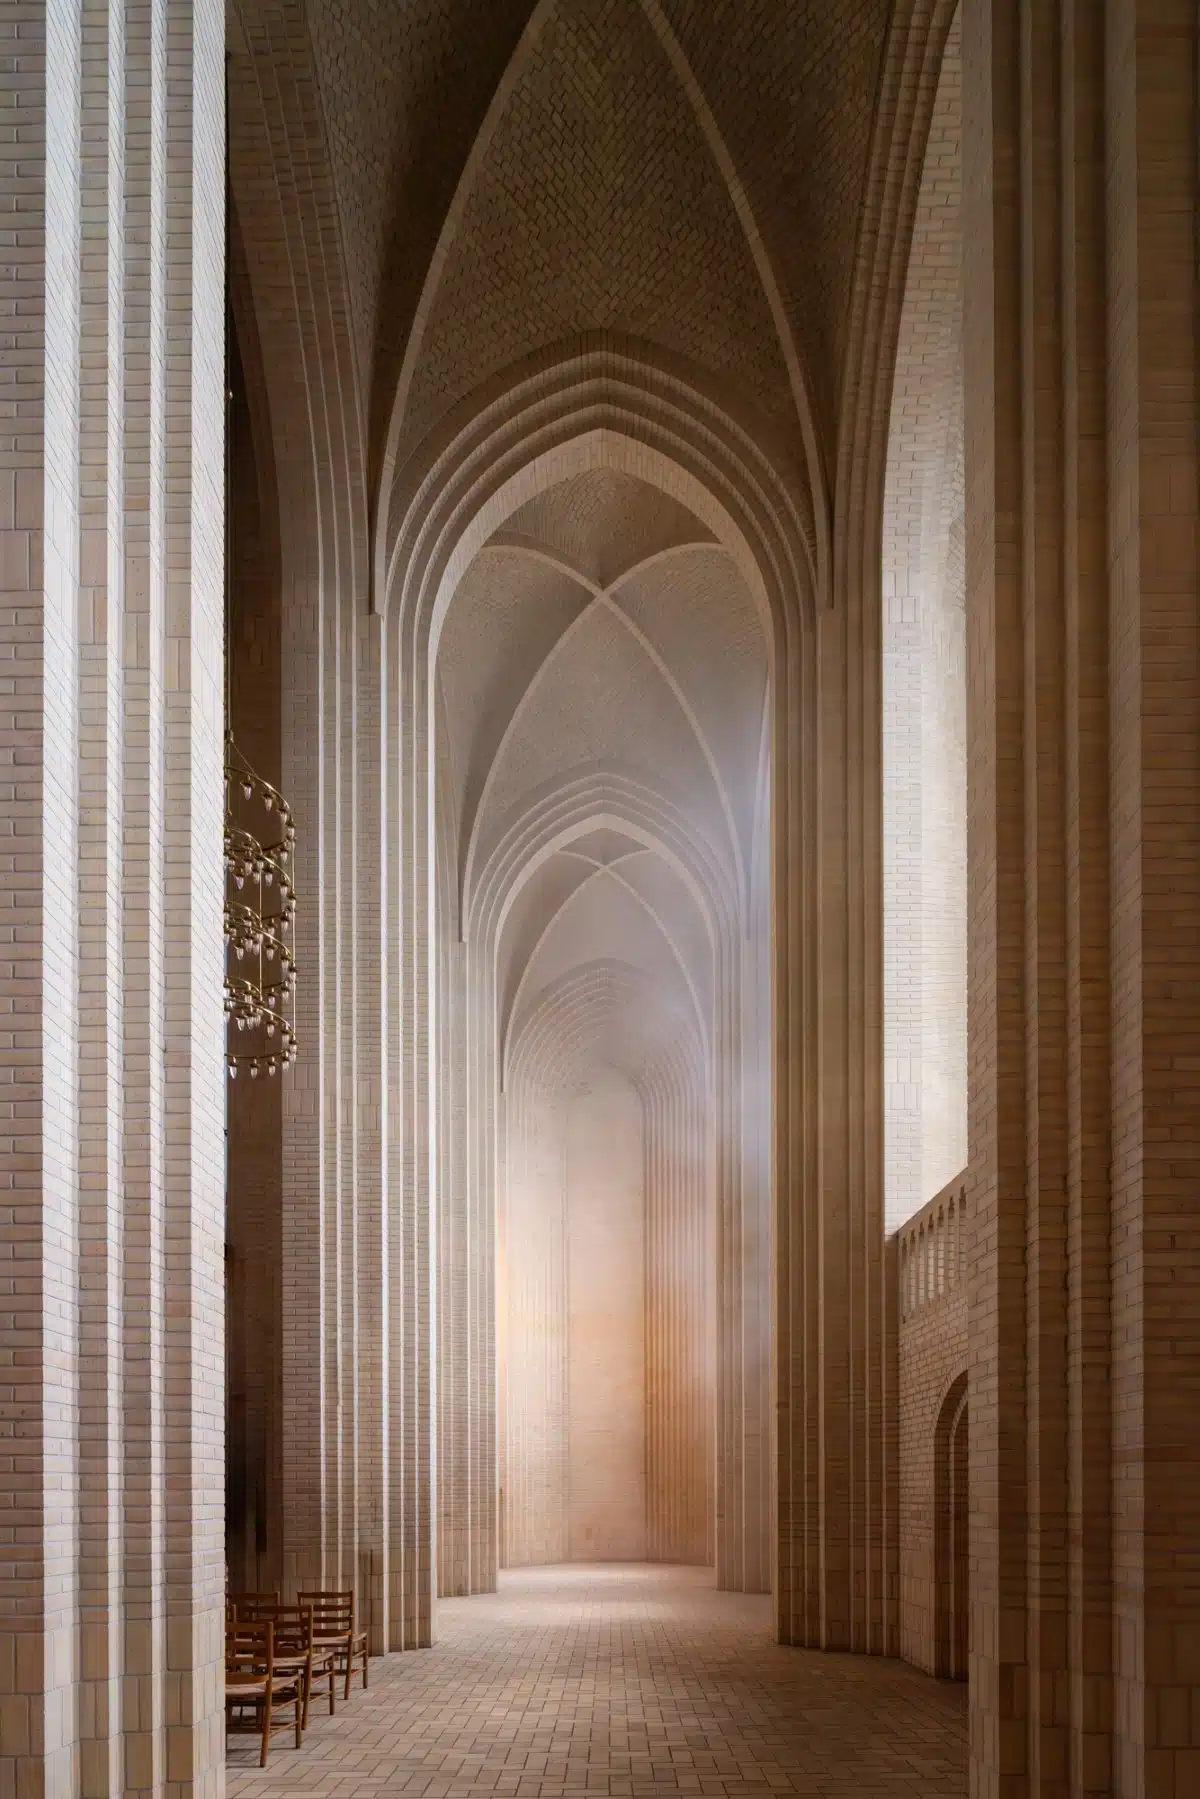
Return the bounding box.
[222,109,296,1083]
[224,737,297,1080]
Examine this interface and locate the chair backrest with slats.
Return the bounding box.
[226,1618,275,1679]
[297,1590,354,1637]
[270,1604,314,1658]
[228,1590,280,1621]
[233,1595,281,1624]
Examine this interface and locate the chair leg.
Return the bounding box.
[343,1644,351,1702]
[293,1687,302,1749]
[329,1662,337,1715]
[362,1644,369,1690]
[261,1691,273,1768]
[301,1664,311,1731]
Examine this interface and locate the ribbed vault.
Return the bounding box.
[434,464,769,1586]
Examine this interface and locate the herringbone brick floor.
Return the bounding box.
[227,1564,967,1797]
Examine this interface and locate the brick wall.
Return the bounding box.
[883,6,967,1233]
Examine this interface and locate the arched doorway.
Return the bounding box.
[934,1372,968,1681]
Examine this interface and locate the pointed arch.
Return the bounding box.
[373,0,826,599]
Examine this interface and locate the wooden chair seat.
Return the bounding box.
[299,1591,370,1699]
[275,1603,339,1728]
[276,1644,337,1719]
[226,1674,300,1699]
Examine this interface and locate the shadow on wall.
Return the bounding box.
[934,1372,968,1682]
[894,1173,968,1679]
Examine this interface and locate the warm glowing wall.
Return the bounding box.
[501,1068,713,1569]
[566,1079,646,1560]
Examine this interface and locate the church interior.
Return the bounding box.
[3,2,1199,1795]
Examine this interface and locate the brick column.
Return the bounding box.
[0,7,83,1793]
[964,0,1198,1792]
[0,3,226,1796]
[1106,6,1200,1793]
[1061,1,1112,1786]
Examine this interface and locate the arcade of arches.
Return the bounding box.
[4,2,1199,1797]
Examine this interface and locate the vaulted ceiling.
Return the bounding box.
[296,0,893,481]
[437,466,766,1099]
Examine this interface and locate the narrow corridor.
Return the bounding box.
[226,1566,966,1798]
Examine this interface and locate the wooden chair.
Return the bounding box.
[298,1591,369,1700]
[225,1618,302,1767]
[271,1602,338,1730]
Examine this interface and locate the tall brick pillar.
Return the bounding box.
[964,0,1199,1792]
[1106,5,1200,1792]
[0,2,227,1795]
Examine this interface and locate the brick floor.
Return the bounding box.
[226,1564,967,1797]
